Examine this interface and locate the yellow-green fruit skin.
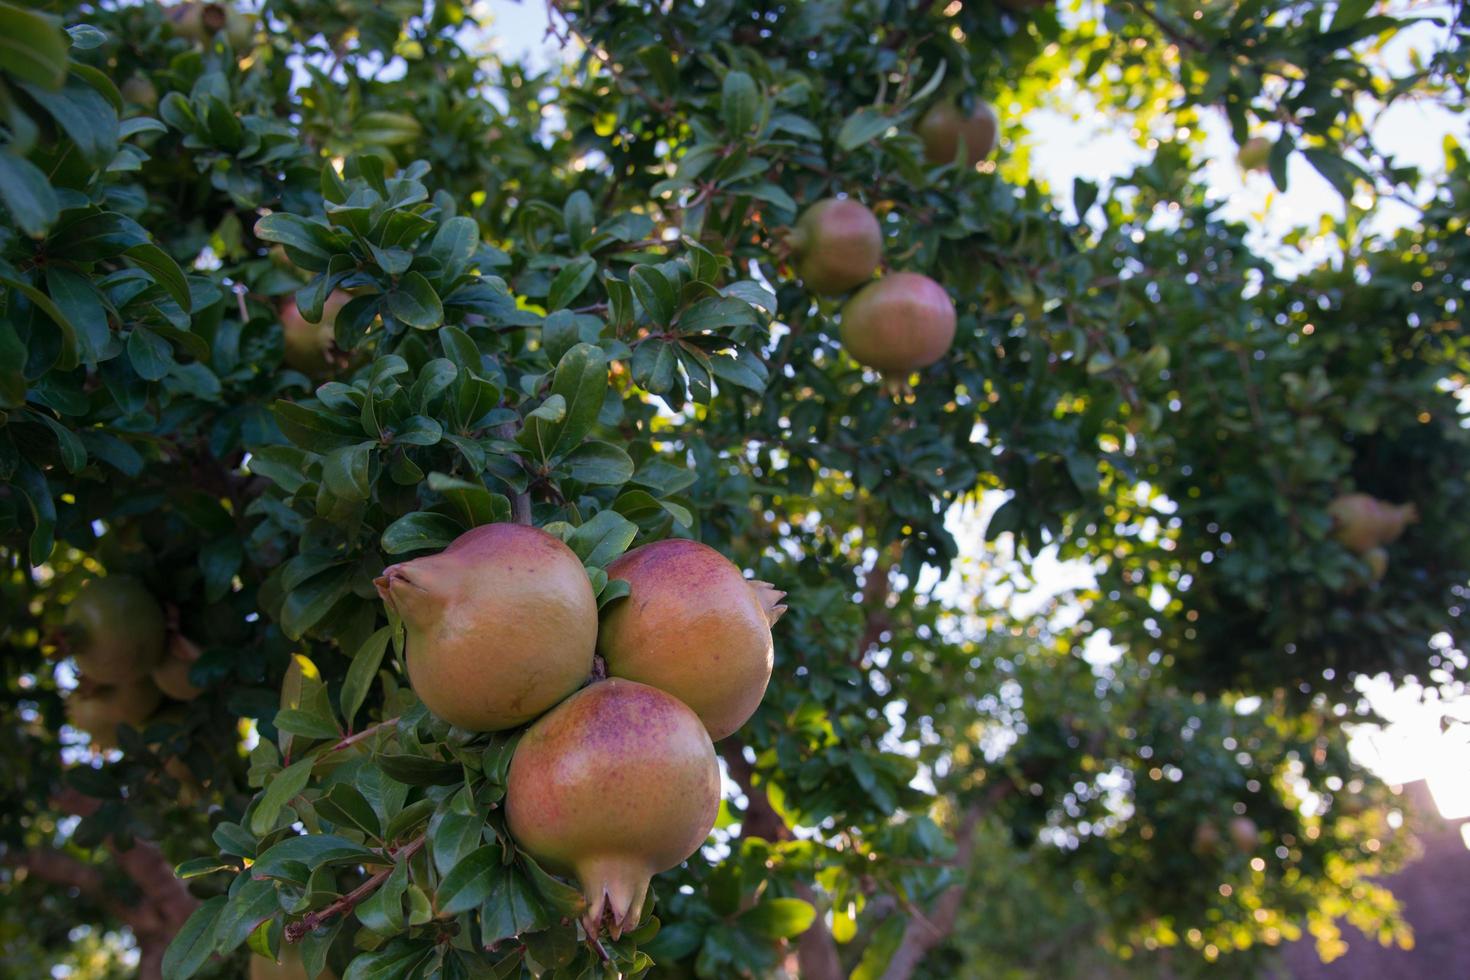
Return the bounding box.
[151,636,203,701]
[506,679,720,939]
[67,676,163,749]
[375,524,597,732]
[839,272,957,373]
[1364,547,1389,584]
[599,539,782,741]
[917,99,998,167]
[66,576,166,683]
[791,198,883,295]
[281,290,353,376]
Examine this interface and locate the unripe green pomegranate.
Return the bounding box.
[120,75,158,110]
[1237,136,1272,172]
[1228,816,1259,854]
[917,98,999,167]
[67,676,163,749]
[599,539,786,740]
[225,8,257,50]
[65,576,166,683]
[1327,493,1417,554]
[506,679,720,939]
[789,198,883,296]
[839,272,957,374]
[375,524,597,732]
[280,290,353,377]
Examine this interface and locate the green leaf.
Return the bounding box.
[124,243,193,313]
[563,440,633,486]
[175,857,236,879]
[631,338,678,396]
[381,511,464,555]
[357,860,410,935]
[564,190,595,248]
[42,266,109,366]
[387,271,444,329]
[128,327,173,381]
[738,897,816,939]
[562,509,638,567]
[21,79,118,164]
[630,265,677,325]
[0,152,60,237]
[1,274,78,369]
[521,855,587,918]
[322,441,374,502]
[721,70,759,135]
[677,296,758,335]
[273,707,340,741]
[547,255,596,311]
[427,472,509,528]
[341,626,392,729]
[251,835,378,879]
[317,783,383,839]
[271,401,366,452]
[437,845,505,915]
[479,868,548,946]
[428,216,480,282]
[0,2,68,90]
[280,565,355,640]
[251,756,314,836]
[837,107,893,151]
[375,754,462,786]
[161,895,227,980]
[542,342,608,459]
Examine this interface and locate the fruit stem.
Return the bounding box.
[329,716,400,754]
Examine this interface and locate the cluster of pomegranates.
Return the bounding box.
[375,524,786,938]
[784,94,1003,377]
[1327,492,1417,584]
[63,576,201,749]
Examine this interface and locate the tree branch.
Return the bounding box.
[879,781,1013,980]
[285,836,425,942]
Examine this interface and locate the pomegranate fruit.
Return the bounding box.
[789,198,883,296]
[1191,820,1221,856]
[506,679,720,939]
[281,290,353,377]
[839,272,957,374]
[151,634,203,701]
[917,98,998,167]
[164,2,227,43]
[599,539,785,741]
[67,676,163,749]
[1237,136,1271,172]
[1327,493,1417,554]
[1364,546,1389,584]
[1228,816,1259,854]
[65,576,166,683]
[375,523,597,732]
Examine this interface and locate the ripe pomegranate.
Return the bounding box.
[1237,136,1272,172]
[506,679,720,939]
[67,676,163,749]
[789,198,883,296]
[1327,493,1417,554]
[65,576,166,683]
[375,524,597,732]
[151,634,203,701]
[917,98,999,167]
[281,290,353,377]
[1191,820,1221,856]
[164,2,227,43]
[599,539,786,741]
[839,272,957,374]
[1228,816,1260,854]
